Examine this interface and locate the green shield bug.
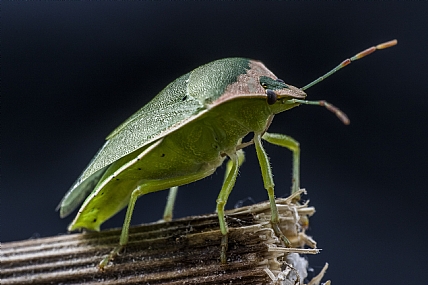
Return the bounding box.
[58,39,397,269]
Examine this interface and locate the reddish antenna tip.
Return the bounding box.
[353,47,376,60]
[320,100,350,125]
[301,39,398,91]
[377,39,398,49]
[340,59,352,68]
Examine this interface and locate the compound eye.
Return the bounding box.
[266,89,277,105]
[261,82,268,89]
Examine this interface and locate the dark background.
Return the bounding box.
[3,2,427,284]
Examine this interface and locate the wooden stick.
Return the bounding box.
[1,190,327,284]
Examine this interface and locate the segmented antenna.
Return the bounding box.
[297,39,397,124]
[302,39,397,91]
[289,99,350,125]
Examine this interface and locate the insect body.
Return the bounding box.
[58,40,397,268]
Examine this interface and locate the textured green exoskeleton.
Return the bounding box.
[58,40,397,268]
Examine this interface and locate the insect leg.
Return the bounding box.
[254,133,291,247]
[261,132,300,194]
[99,184,144,269]
[223,149,245,182]
[216,152,239,263]
[163,186,178,222]
[98,168,219,269]
[163,150,244,223]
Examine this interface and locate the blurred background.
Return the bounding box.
[3,2,427,283]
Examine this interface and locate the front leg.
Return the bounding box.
[262,132,300,194]
[254,133,291,247]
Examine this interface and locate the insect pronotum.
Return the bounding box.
[58,39,397,269]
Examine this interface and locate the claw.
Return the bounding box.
[220,234,228,264]
[98,245,124,270]
[271,222,290,247]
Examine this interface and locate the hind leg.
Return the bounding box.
[98,168,216,269]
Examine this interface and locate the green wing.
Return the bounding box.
[58,58,253,217]
[59,73,203,216]
[57,166,108,218]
